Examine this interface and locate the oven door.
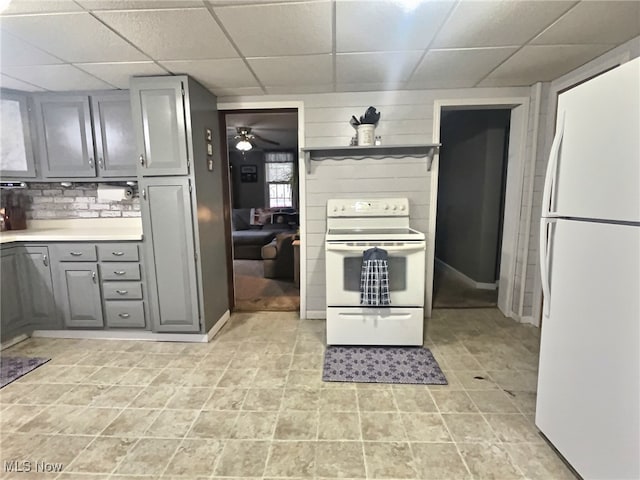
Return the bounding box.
[325,241,426,307]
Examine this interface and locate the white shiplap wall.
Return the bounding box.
[220,86,533,318]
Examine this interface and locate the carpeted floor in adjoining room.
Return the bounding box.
[233,259,300,312]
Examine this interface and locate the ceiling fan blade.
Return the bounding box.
[253,133,280,146]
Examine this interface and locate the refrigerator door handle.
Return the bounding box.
[539,217,556,317]
[542,111,565,218]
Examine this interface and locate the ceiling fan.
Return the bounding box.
[234,127,280,151]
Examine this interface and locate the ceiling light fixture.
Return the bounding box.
[236,139,253,151]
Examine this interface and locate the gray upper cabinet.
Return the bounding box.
[18,246,57,330]
[57,262,104,328]
[140,177,200,332]
[131,77,190,176]
[33,95,96,178]
[0,90,37,178]
[92,92,137,178]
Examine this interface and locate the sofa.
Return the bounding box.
[262,232,296,279]
[232,208,297,260]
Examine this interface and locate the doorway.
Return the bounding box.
[220,109,300,312]
[433,108,511,308]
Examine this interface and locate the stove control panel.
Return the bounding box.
[327,198,410,217]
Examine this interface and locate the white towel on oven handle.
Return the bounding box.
[360,247,391,306]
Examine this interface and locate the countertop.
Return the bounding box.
[0,218,143,244]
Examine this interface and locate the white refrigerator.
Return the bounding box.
[536,57,640,479]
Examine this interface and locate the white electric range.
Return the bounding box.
[324,198,426,345]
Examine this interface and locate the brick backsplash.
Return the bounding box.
[0,182,141,220]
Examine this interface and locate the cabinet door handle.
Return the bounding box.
[70,252,83,256]
[114,270,126,275]
[92,271,97,283]
[112,251,125,256]
[42,254,48,267]
[139,154,145,167]
[142,188,146,200]
[118,313,130,319]
[116,289,128,295]
[98,157,104,169]
[89,157,94,168]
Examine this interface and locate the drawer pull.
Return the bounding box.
[118,313,130,319]
[112,251,125,256]
[114,270,126,275]
[116,289,128,295]
[70,252,83,256]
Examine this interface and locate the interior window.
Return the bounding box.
[265,152,294,208]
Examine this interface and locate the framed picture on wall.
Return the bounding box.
[240,164,258,183]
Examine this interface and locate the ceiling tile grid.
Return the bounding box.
[0,0,636,94]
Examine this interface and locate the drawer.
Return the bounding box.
[54,244,97,262]
[100,263,141,281]
[102,282,142,300]
[104,301,145,328]
[98,244,139,262]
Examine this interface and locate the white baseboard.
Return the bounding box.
[1,334,29,351]
[207,310,230,341]
[305,310,326,319]
[435,258,498,291]
[520,315,538,327]
[31,329,209,343]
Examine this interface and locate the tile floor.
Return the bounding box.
[0,309,577,479]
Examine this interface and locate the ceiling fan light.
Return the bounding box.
[236,139,252,151]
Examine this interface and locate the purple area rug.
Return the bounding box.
[323,346,447,385]
[0,356,50,388]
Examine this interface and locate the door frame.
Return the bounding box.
[217,100,306,317]
[431,97,530,319]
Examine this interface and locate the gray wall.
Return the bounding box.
[187,78,229,333]
[0,182,140,220]
[435,109,510,284]
[229,150,266,208]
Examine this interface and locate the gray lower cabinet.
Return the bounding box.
[17,246,57,330]
[130,77,190,176]
[140,177,200,332]
[1,245,56,341]
[1,247,27,341]
[56,261,104,328]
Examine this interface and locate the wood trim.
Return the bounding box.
[218,111,235,311]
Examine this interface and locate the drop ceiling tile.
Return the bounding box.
[0,74,45,91]
[432,0,576,48]
[532,1,640,45]
[265,84,334,94]
[0,0,82,14]
[95,8,237,61]
[76,0,203,10]
[335,81,406,93]
[248,55,332,86]
[336,0,454,53]
[0,13,148,63]
[478,44,615,87]
[0,30,64,66]
[336,51,422,84]
[2,64,116,90]
[408,47,518,88]
[74,62,169,89]
[160,59,259,88]
[211,86,265,97]
[213,1,332,56]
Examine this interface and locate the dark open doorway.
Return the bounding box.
[219,109,300,312]
[433,108,511,308]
